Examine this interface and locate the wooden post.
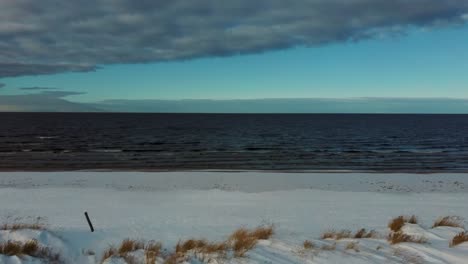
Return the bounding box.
[84,211,94,232]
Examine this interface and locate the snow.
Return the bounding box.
[0,171,467,263]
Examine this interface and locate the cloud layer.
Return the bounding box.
[1,0,468,77]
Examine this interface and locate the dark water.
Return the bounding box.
[1,113,468,172]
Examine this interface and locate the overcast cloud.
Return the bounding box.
[1,0,467,77]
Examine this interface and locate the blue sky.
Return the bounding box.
[1,1,468,112]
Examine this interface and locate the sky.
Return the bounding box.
[1,0,468,113]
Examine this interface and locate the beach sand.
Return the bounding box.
[0,171,467,263]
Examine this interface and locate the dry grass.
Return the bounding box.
[322,228,378,240]
[199,241,228,254]
[388,215,419,232]
[1,223,45,231]
[0,240,22,256]
[0,217,46,231]
[101,246,117,262]
[354,228,379,239]
[101,226,273,262]
[22,239,39,256]
[164,253,178,264]
[387,231,428,245]
[345,241,360,252]
[354,228,367,239]
[176,239,205,254]
[0,239,62,263]
[101,236,231,263]
[115,225,274,263]
[408,215,419,224]
[388,216,406,232]
[321,230,352,240]
[145,241,162,264]
[229,228,259,257]
[101,239,162,264]
[118,239,145,255]
[450,231,468,247]
[251,225,274,240]
[175,239,227,256]
[432,216,464,229]
[163,226,273,261]
[303,240,315,249]
[228,225,274,257]
[161,239,228,264]
[145,251,157,264]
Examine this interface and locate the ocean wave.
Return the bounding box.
[36,136,59,140]
[89,149,123,153]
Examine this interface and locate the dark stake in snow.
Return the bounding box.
[84,211,94,232]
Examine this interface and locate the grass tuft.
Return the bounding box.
[0,239,62,263]
[1,217,46,231]
[1,223,45,231]
[229,228,258,257]
[432,216,464,229]
[145,241,162,264]
[322,228,378,240]
[388,216,406,232]
[118,239,145,255]
[321,230,351,240]
[251,225,274,240]
[408,215,418,224]
[164,253,178,264]
[101,246,117,263]
[228,225,274,257]
[22,239,39,256]
[200,241,228,254]
[101,239,161,264]
[450,231,468,247]
[303,240,315,249]
[387,231,428,245]
[354,228,379,239]
[388,215,419,232]
[1,240,22,256]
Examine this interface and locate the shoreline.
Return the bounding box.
[1,171,467,193]
[0,171,467,263]
[1,168,467,174]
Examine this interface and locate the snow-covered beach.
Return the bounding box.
[1,171,468,263]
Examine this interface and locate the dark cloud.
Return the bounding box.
[0,91,100,112]
[0,83,5,88]
[0,63,97,78]
[1,0,468,77]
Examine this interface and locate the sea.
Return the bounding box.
[1,113,468,172]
